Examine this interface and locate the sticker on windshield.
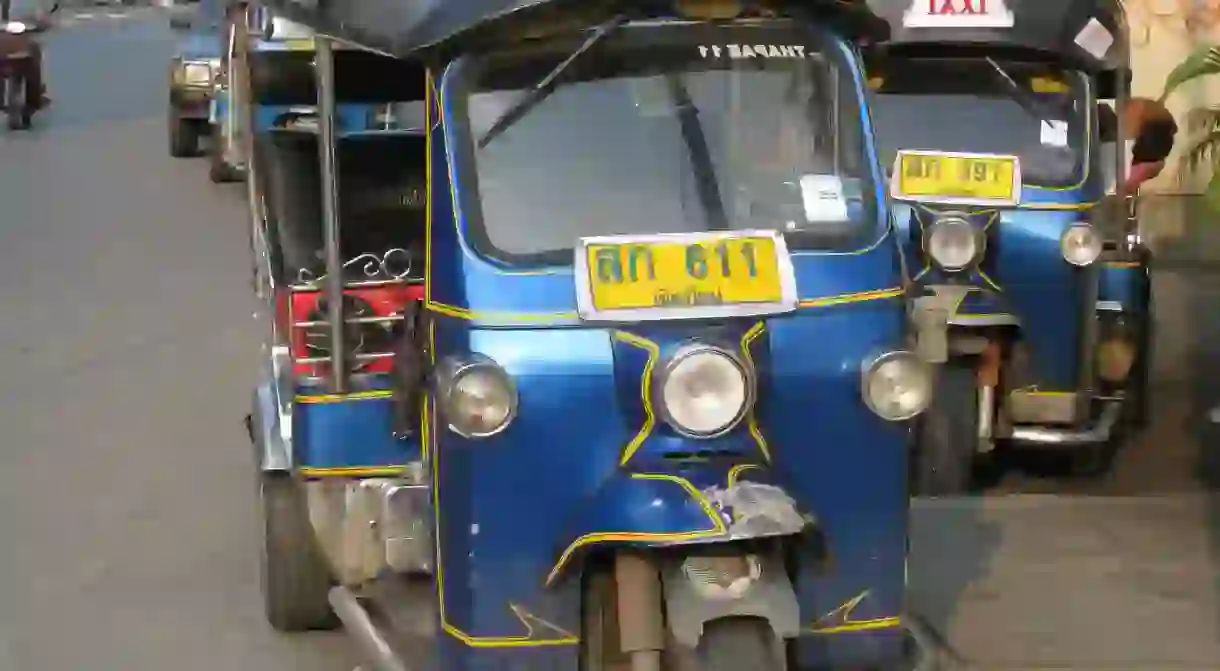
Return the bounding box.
[903,0,1014,28]
[698,44,807,59]
[1074,18,1114,60]
[1040,120,1069,147]
[798,175,849,224]
[1030,76,1068,94]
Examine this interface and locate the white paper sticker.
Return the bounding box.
[1074,18,1114,60]
[799,174,849,223]
[1040,120,1069,147]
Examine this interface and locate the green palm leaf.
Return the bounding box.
[1161,45,1220,102]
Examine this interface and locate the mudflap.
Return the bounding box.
[660,551,801,649]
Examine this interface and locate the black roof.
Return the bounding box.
[867,0,1127,70]
[253,0,890,61]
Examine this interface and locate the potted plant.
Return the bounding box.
[1161,45,1220,208]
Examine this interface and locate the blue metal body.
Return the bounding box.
[266,14,916,671]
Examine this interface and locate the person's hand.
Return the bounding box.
[1122,160,1166,194]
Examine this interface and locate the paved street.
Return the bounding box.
[0,12,357,670]
[4,7,1220,671]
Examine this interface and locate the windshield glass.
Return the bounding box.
[868,57,1089,187]
[447,23,878,265]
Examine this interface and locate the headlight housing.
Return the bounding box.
[656,344,752,438]
[436,355,518,438]
[861,351,933,421]
[1060,223,1102,266]
[924,216,984,272]
[183,62,213,86]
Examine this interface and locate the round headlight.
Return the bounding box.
[1061,223,1102,266]
[441,361,517,438]
[658,346,752,438]
[861,351,933,421]
[925,217,982,272]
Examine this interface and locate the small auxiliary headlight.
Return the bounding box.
[861,351,933,421]
[436,354,518,438]
[1061,223,1102,266]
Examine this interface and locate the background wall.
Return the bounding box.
[1129,0,1220,193]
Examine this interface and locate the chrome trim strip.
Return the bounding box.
[1009,401,1121,446]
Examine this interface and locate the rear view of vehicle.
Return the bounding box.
[167,0,224,156]
[866,0,1146,494]
[1,18,42,130]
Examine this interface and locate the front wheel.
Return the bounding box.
[6,74,28,130]
[697,618,787,671]
[259,473,340,632]
[168,108,200,157]
[913,360,979,497]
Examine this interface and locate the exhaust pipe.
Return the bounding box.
[328,586,410,671]
[1009,401,1122,446]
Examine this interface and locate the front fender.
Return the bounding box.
[546,465,810,585]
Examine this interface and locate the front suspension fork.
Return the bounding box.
[976,341,1002,453]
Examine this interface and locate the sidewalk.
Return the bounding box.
[909,495,1220,669]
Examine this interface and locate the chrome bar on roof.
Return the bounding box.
[315,36,348,392]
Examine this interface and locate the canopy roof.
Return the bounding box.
[866,0,1127,71]
[253,0,889,61]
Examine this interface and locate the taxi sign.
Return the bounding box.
[903,0,1015,29]
[891,150,1022,207]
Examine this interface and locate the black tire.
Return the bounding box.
[1065,441,1117,478]
[209,132,243,183]
[913,360,979,497]
[697,617,786,671]
[168,108,199,158]
[259,473,340,632]
[7,75,27,131]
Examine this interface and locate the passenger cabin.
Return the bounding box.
[245,26,430,381]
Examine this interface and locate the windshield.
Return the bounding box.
[447,23,878,266]
[868,58,1089,187]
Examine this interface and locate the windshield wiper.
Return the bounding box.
[983,57,1064,123]
[665,74,729,231]
[477,14,628,148]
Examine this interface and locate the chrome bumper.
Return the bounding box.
[1008,401,1122,446]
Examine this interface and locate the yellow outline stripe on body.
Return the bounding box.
[807,590,902,635]
[544,473,728,586]
[299,465,410,478]
[614,331,660,466]
[295,390,395,404]
[739,322,772,461]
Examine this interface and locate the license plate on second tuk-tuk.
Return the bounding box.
[575,231,797,321]
[892,150,1021,206]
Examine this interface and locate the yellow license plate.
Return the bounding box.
[282,38,316,51]
[896,152,1018,203]
[585,235,783,312]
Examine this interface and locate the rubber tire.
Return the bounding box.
[209,139,243,183]
[913,360,979,497]
[259,473,340,632]
[169,109,200,158]
[697,618,787,671]
[6,76,27,131]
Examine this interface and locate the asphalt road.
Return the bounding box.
[0,12,357,670]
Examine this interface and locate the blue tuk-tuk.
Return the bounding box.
[864,0,1148,494]
[243,0,945,668]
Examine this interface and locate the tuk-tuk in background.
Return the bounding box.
[167,0,225,158]
[242,0,944,668]
[865,0,1149,494]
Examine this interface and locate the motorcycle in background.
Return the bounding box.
[1,4,57,131]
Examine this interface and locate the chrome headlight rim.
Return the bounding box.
[923,215,986,273]
[860,350,933,422]
[436,354,519,439]
[653,343,754,440]
[1060,222,1103,267]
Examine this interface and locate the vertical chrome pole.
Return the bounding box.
[315,36,348,392]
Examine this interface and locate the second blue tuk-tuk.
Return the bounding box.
[242,0,947,668]
[865,0,1150,494]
